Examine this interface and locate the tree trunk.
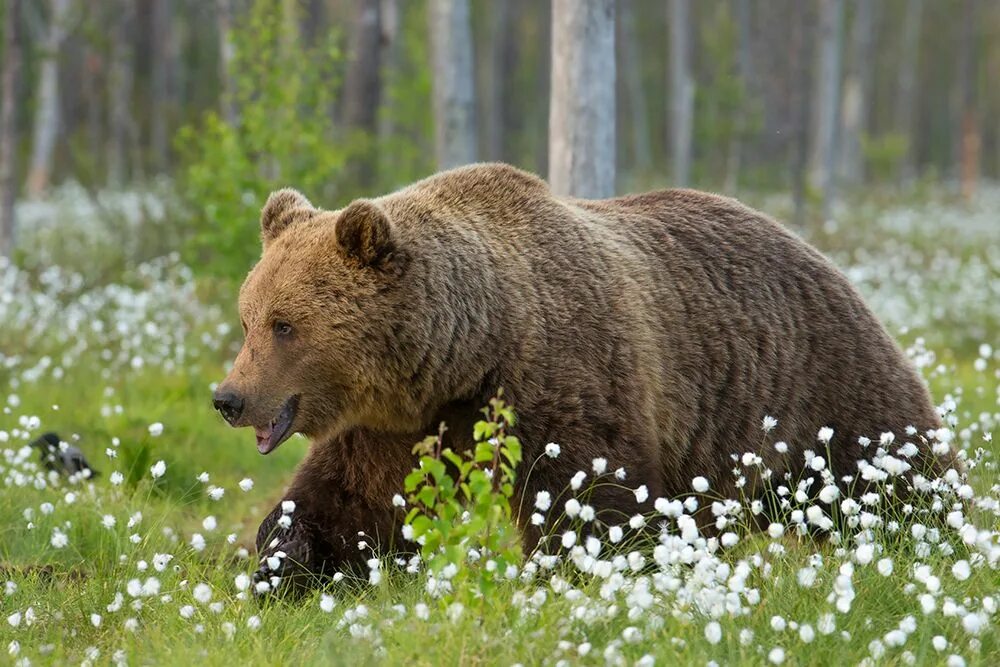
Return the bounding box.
[958,0,979,200]
[618,0,652,174]
[668,0,694,186]
[548,0,614,198]
[1,0,22,258]
[813,0,844,222]
[342,0,382,188]
[428,0,477,170]
[26,0,71,197]
[215,0,237,126]
[724,0,753,192]
[838,0,877,186]
[150,0,173,173]
[107,0,136,187]
[895,0,924,185]
[790,0,814,228]
[484,0,511,161]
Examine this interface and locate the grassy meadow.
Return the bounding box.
[1,186,998,666]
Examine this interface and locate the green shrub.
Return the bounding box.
[176,0,348,278]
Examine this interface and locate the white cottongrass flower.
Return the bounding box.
[817,427,834,444]
[634,485,649,503]
[110,471,124,485]
[564,499,581,518]
[234,574,250,591]
[774,441,789,454]
[591,458,607,475]
[239,477,254,492]
[952,560,971,581]
[102,515,116,529]
[768,647,785,664]
[705,621,722,645]
[148,422,164,437]
[207,486,225,500]
[190,533,206,551]
[535,491,551,511]
[561,531,576,549]
[877,558,893,576]
[150,460,166,479]
[50,528,68,549]
[392,494,405,507]
[192,583,212,604]
[570,471,586,490]
[281,500,296,514]
[247,615,261,630]
[762,415,778,432]
[320,595,336,613]
[691,476,709,493]
[545,442,561,458]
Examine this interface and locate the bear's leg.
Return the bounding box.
[251,452,406,595]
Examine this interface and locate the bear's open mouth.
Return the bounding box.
[254,395,300,455]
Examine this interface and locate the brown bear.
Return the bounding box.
[213,162,949,588]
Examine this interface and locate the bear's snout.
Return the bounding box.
[213,389,245,426]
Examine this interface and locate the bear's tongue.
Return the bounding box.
[255,425,277,455]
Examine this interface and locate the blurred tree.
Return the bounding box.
[26,0,71,196]
[895,0,924,185]
[617,0,652,176]
[342,0,383,189]
[482,0,511,161]
[107,0,136,187]
[149,0,174,173]
[839,0,878,187]
[958,0,979,199]
[725,0,754,192]
[813,0,844,222]
[548,0,614,198]
[429,0,477,169]
[789,0,814,227]
[215,0,237,127]
[1,0,22,258]
[668,0,694,187]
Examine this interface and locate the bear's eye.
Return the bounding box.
[273,321,293,338]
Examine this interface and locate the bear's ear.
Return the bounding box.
[334,200,398,269]
[260,188,315,247]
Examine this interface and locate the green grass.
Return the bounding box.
[2,189,999,665]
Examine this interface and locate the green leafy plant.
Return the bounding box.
[403,392,523,601]
[175,0,349,278]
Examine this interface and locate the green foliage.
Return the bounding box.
[175,0,348,278]
[861,133,910,183]
[403,392,523,602]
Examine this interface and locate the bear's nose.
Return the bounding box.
[213,390,244,426]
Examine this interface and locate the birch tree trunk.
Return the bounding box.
[838,0,877,186]
[26,0,71,197]
[813,0,844,221]
[895,0,924,185]
[548,0,615,198]
[668,0,694,186]
[0,0,22,258]
[429,0,477,170]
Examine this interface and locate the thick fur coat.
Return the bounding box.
[215,163,946,584]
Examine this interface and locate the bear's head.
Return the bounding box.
[213,188,427,454]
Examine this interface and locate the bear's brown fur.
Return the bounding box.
[215,163,949,587]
